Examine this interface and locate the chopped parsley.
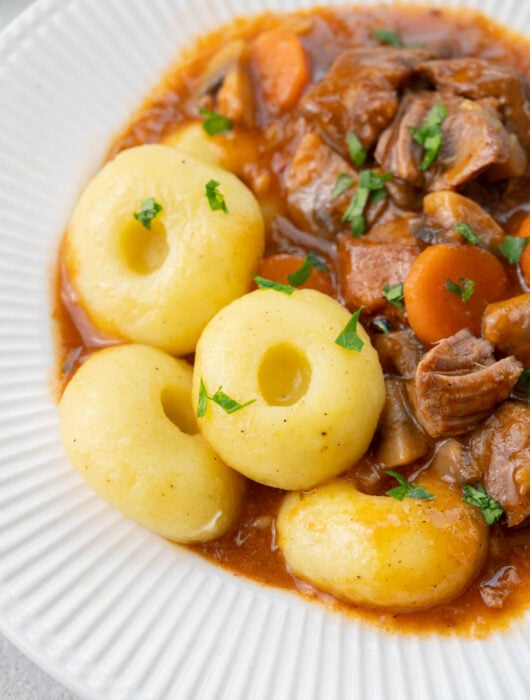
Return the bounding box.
[342,169,394,236]
[253,274,295,295]
[371,28,404,47]
[383,282,405,310]
[445,277,475,303]
[287,252,329,287]
[199,107,233,135]
[205,179,228,213]
[455,223,481,246]
[462,483,503,525]
[372,317,390,334]
[385,470,435,501]
[498,235,530,264]
[408,103,448,171]
[197,378,256,418]
[133,197,163,230]
[347,131,367,167]
[331,173,355,200]
[335,307,364,352]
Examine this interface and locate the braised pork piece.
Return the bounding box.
[57,6,530,635]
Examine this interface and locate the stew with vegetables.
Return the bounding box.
[55,4,530,636]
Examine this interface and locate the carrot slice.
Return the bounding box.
[516,215,530,285]
[403,244,510,345]
[256,254,335,296]
[251,30,310,112]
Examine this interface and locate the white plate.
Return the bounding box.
[1,0,530,698]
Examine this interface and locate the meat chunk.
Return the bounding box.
[337,235,420,311]
[373,377,431,468]
[482,294,530,367]
[301,47,434,151]
[469,402,530,526]
[430,438,481,484]
[422,191,505,247]
[373,328,423,379]
[284,132,357,238]
[409,329,523,438]
[375,91,511,191]
[417,58,530,149]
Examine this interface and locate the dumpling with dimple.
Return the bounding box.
[64,144,264,355]
[192,288,386,490]
[59,344,245,543]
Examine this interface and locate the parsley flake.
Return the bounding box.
[385,470,435,501]
[383,282,405,310]
[199,107,233,135]
[205,179,228,213]
[462,483,503,525]
[331,173,355,200]
[455,223,481,246]
[347,131,367,167]
[335,307,364,352]
[253,275,295,295]
[372,317,390,334]
[133,197,163,230]
[288,252,329,287]
[408,103,448,170]
[197,378,256,418]
[445,277,475,303]
[371,28,404,46]
[498,235,530,264]
[342,170,394,236]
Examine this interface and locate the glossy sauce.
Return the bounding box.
[54,4,530,636]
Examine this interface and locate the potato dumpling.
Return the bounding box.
[65,144,264,355]
[277,473,489,611]
[163,122,258,175]
[192,289,385,490]
[59,344,245,543]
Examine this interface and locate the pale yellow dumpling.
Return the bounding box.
[277,473,488,611]
[65,144,264,355]
[192,289,386,490]
[59,344,245,543]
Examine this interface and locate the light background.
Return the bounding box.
[0,5,77,700]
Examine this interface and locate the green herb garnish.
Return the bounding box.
[253,275,295,295]
[455,223,481,246]
[371,28,404,46]
[385,470,435,501]
[445,277,475,303]
[205,179,228,213]
[498,235,530,264]
[347,131,367,167]
[335,307,364,352]
[342,170,394,236]
[133,197,163,230]
[199,107,233,135]
[383,282,405,310]
[197,378,256,418]
[331,173,355,200]
[287,252,329,287]
[372,318,390,334]
[409,103,448,171]
[462,483,503,525]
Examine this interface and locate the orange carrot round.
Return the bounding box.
[516,216,530,285]
[403,244,510,345]
[251,30,310,112]
[256,254,335,296]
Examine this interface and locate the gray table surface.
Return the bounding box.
[1,1,79,698]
